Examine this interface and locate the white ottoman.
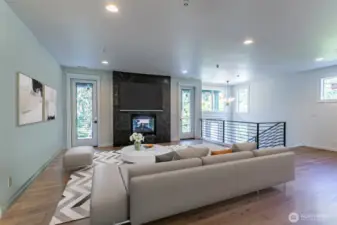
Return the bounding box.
[63,146,94,171]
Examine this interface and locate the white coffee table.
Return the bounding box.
[121,144,172,164]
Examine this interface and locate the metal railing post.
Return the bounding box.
[283,122,286,146]
[223,121,225,143]
[256,123,260,149]
[201,119,203,139]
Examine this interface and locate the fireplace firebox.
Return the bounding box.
[131,114,156,135]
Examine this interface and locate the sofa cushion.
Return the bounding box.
[231,142,257,152]
[252,147,291,157]
[155,151,175,162]
[211,149,232,155]
[190,143,227,152]
[201,151,254,165]
[120,158,202,190]
[174,147,209,160]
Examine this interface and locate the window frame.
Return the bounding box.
[236,86,250,113]
[202,88,225,112]
[319,76,337,103]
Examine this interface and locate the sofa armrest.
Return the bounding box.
[91,164,128,225]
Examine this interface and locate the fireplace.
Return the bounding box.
[131,114,156,135]
[113,71,171,146]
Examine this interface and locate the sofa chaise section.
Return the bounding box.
[91,164,128,225]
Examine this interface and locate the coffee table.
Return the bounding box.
[121,144,172,164]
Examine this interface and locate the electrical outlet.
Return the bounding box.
[8,176,12,188]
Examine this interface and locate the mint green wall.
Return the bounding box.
[0,0,65,210]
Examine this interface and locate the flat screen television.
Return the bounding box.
[119,82,163,110]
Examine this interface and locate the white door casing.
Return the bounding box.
[66,73,100,148]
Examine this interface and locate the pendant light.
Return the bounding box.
[224,80,235,106]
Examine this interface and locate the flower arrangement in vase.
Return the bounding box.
[130,133,144,151]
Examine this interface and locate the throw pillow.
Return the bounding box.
[211,149,232,155]
[155,151,176,163]
[174,147,209,160]
[231,142,257,152]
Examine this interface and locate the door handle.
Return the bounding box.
[93,117,98,124]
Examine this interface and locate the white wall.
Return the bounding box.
[171,77,202,141]
[63,67,113,147]
[232,66,337,150]
[0,0,65,210]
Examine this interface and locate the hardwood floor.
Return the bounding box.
[1,143,337,225]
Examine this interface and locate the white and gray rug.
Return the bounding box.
[49,150,124,225]
[49,143,224,224]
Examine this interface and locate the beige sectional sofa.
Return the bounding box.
[91,145,295,225]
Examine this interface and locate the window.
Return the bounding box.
[320,77,337,101]
[236,87,249,113]
[202,90,225,112]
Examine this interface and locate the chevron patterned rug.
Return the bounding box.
[49,143,224,224]
[49,150,124,225]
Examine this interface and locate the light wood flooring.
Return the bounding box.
[1,141,337,225]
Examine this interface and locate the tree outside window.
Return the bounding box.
[321,77,337,101]
[202,90,225,112]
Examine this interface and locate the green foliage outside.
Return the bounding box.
[76,83,93,139]
[182,90,191,133]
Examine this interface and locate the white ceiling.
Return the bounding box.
[7,0,337,84]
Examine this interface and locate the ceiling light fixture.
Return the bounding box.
[243,39,254,45]
[315,57,324,62]
[182,70,188,74]
[106,4,119,13]
[101,60,109,65]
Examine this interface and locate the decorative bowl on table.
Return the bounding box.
[143,144,154,149]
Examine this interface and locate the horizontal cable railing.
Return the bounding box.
[201,119,286,149]
[258,122,286,148]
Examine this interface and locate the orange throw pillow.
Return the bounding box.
[211,149,232,156]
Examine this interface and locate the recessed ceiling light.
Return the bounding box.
[315,57,324,62]
[243,39,254,45]
[101,60,109,65]
[106,4,119,13]
[182,70,188,74]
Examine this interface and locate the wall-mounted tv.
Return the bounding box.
[119,82,163,111]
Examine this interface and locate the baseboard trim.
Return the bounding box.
[99,143,114,147]
[1,148,64,216]
[291,144,337,152]
[306,145,337,152]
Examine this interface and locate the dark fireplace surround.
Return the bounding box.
[113,71,171,146]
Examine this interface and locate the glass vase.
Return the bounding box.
[134,142,141,151]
